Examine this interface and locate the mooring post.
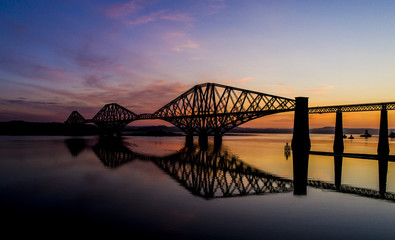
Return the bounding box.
[333,109,344,154]
[378,106,389,156]
[292,97,310,195]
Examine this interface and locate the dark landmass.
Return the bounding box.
[229,127,293,133]
[0,121,393,136]
[308,127,392,135]
[0,121,99,136]
[122,125,183,136]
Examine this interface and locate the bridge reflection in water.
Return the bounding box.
[65,137,395,202]
[90,137,293,199]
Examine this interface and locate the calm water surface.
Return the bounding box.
[1,134,395,239]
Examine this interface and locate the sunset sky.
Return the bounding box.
[1,0,395,129]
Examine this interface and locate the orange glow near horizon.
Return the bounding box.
[127,111,395,130]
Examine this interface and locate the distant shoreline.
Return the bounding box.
[0,121,393,136]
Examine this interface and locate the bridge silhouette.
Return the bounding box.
[65,83,296,145]
[65,137,395,202]
[65,82,395,154]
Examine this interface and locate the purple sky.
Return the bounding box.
[1,0,395,128]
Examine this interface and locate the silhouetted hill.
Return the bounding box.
[122,125,183,136]
[228,127,293,133]
[309,127,385,135]
[1,121,393,136]
[0,121,98,136]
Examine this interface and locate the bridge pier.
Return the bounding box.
[291,97,311,154]
[186,132,194,146]
[379,156,389,198]
[334,155,343,189]
[378,106,389,156]
[214,133,222,148]
[199,132,208,149]
[292,97,310,195]
[333,110,344,154]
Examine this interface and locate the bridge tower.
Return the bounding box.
[91,103,138,137]
[153,83,295,147]
[292,97,310,195]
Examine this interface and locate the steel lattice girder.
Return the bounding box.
[307,180,395,202]
[90,139,293,198]
[152,145,293,199]
[153,83,295,134]
[93,138,136,168]
[309,102,395,114]
[92,103,138,130]
[65,111,86,124]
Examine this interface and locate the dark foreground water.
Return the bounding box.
[1,134,395,239]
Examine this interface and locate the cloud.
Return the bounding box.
[125,10,194,26]
[222,77,252,85]
[165,32,200,52]
[105,0,194,27]
[205,0,226,14]
[83,75,108,88]
[70,39,115,71]
[0,99,58,106]
[0,78,194,122]
[280,89,296,93]
[0,53,67,82]
[106,0,143,18]
[268,83,285,87]
[161,12,193,22]
[173,40,199,52]
[306,89,325,94]
[126,10,165,25]
[305,85,333,94]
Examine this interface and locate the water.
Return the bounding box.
[1,134,395,239]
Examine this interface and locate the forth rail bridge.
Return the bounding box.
[65,82,395,156]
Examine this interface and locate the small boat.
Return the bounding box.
[360,130,371,138]
[389,131,395,138]
[284,142,291,151]
[348,134,354,139]
[343,134,347,138]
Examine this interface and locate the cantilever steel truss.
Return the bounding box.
[65,111,86,124]
[91,103,138,132]
[91,139,293,199]
[65,83,296,135]
[88,138,395,201]
[152,83,295,135]
[65,82,395,134]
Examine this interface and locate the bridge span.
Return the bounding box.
[65,82,395,153]
[66,82,296,145]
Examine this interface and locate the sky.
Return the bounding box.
[1,0,395,129]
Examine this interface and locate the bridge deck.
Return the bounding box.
[309,101,395,114]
